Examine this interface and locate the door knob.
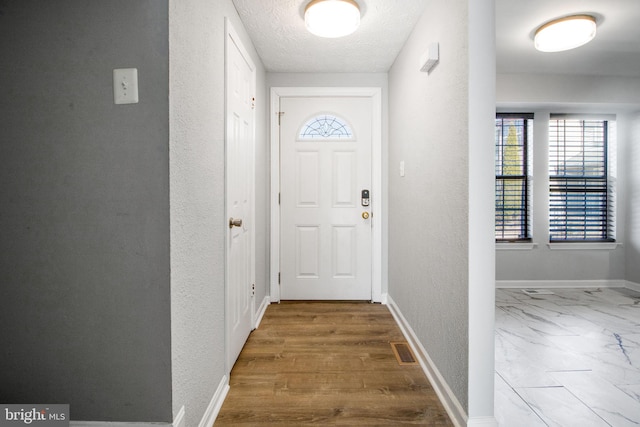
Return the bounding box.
[362,212,370,219]
[229,217,243,228]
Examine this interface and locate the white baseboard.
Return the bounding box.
[71,377,230,427]
[379,292,388,305]
[71,410,183,427]
[254,296,270,329]
[173,406,185,427]
[71,422,169,427]
[496,279,627,289]
[199,375,230,427]
[467,416,499,427]
[625,280,640,292]
[386,296,468,427]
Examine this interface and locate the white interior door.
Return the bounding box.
[225,20,255,370]
[280,96,373,300]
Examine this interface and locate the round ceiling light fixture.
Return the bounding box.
[304,0,361,38]
[534,15,597,52]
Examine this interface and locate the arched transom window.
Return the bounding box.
[298,114,354,141]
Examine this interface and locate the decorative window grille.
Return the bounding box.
[495,114,533,241]
[298,114,354,140]
[549,118,615,242]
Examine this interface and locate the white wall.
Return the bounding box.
[626,112,640,285]
[388,0,471,412]
[169,1,267,425]
[388,3,497,424]
[467,0,497,423]
[267,73,387,88]
[498,73,640,110]
[496,74,640,284]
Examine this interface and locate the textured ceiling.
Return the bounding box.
[233,0,640,77]
[231,0,427,73]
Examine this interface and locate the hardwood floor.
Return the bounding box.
[216,302,454,426]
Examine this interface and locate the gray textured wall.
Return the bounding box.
[169,1,268,425]
[388,0,470,411]
[627,113,640,285]
[0,1,172,422]
[495,74,640,283]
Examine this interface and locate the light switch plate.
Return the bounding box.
[113,68,139,104]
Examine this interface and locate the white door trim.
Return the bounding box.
[270,87,382,302]
[224,18,256,373]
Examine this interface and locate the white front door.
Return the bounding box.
[280,96,373,300]
[225,20,255,370]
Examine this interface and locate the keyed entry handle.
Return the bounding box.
[229,217,243,229]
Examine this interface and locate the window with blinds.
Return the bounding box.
[495,114,532,242]
[549,118,614,242]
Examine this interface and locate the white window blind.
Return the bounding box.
[548,118,615,242]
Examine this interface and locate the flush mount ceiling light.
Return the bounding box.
[304,0,361,38]
[534,15,597,52]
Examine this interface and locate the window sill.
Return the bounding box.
[547,242,620,250]
[496,242,537,250]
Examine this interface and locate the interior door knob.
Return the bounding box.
[362,212,370,219]
[229,217,243,228]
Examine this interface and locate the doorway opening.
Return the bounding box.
[269,87,383,302]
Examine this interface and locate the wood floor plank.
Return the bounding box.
[216,302,454,426]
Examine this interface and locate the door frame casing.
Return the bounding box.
[270,87,383,302]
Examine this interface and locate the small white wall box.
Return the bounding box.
[419,43,439,73]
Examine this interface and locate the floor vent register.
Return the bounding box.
[391,342,418,365]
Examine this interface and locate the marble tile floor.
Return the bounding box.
[495,287,640,427]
